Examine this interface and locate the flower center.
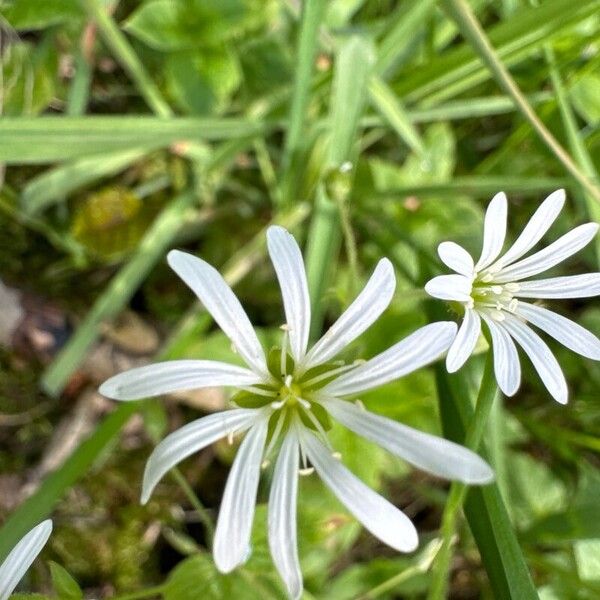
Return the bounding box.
[468,271,521,320]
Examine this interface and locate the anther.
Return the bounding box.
[332,452,342,460]
[508,298,519,313]
[261,459,270,469]
[299,467,315,476]
[270,400,285,409]
[227,430,234,445]
[354,399,366,411]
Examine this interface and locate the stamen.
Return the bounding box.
[280,326,289,377]
[263,410,286,459]
[491,285,503,295]
[227,430,234,445]
[299,467,314,476]
[297,397,311,410]
[301,404,334,451]
[354,399,365,411]
[480,273,494,283]
[302,363,356,388]
[508,298,519,313]
[505,282,520,293]
[332,451,342,460]
[270,400,285,410]
[261,459,270,469]
[240,386,277,398]
[284,374,293,388]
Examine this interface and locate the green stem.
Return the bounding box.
[83,0,172,117]
[169,468,215,544]
[428,352,498,600]
[443,0,600,204]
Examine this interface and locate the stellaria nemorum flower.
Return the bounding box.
[0,520,52,600]
[100,226,493,599]
[425,190,600,403]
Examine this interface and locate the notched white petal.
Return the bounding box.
[0,520,53,600]
[267,226,311,364]
[494,223,599,283]
[480,313,521,396]
[213,418,269,573]
[324,399,494,484]
[100,360,263,400]
[302,258,396,370]
[446,309,480,373]
[323,322,457,396]
[476,192,507,270]
[300,429,418,552]
[502,314,568,404]
[515,273,600,299]
[167,250,268,376]
[438,241,475,278]
[494,189,565,269]
[141,410,258,504]
[424,274,472,302]
[517,302,600,361]
[268,432,302,600]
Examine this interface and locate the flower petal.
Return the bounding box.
[0,520,52,600]
[268,432,302,600]
[168,250,268,377]
[100,360,263,401]
[213,417,269,573]
[515,273,600,299]
[324,398,494,484]
[438,242,475,277]
[516,302,600,360]
[141,410,258,504]
[267,226,311,364]
[480,312,521,396]
[494,223,599,283]
[302,259,396,370]
[493,189,565,269]
[300,429,418,552]
[424,274,472,302]
[501,313,568,404]
[476,192,507,270]
[446,309,481,372]
[322,322,457,396]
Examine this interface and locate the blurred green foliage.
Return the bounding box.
[1,0,600,598]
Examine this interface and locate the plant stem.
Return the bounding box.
[427,352,498,600]
[84,0,172,117]
[443,0,600,203]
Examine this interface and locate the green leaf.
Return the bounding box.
[124,0,247,51]
[1,39,57,116]
[0,117,270,163]
[166,47,241,115]
[574,540,600,582]
[3,0,82,29]
[49,561,83,600]
[570,73,600,125]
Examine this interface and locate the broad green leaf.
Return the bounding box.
[2,0,82,29]
[570,73,600,125]
[49,561,83,600]
[124,0,247,51]
[1,39,56,116]
[574,540,600,582]
[166,47,241,115]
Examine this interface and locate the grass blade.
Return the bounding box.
[442,0,600,203]
[0,117,270,163]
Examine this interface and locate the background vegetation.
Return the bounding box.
[1,0,599,598]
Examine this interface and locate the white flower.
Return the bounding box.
[0,520,52,600]
[425,190,600,404]
[100,226,493,600]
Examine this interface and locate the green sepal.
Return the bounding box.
[267,346,295,379]
[298,360,345,390]
[230,390,271,409]
[299,402,332,432]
